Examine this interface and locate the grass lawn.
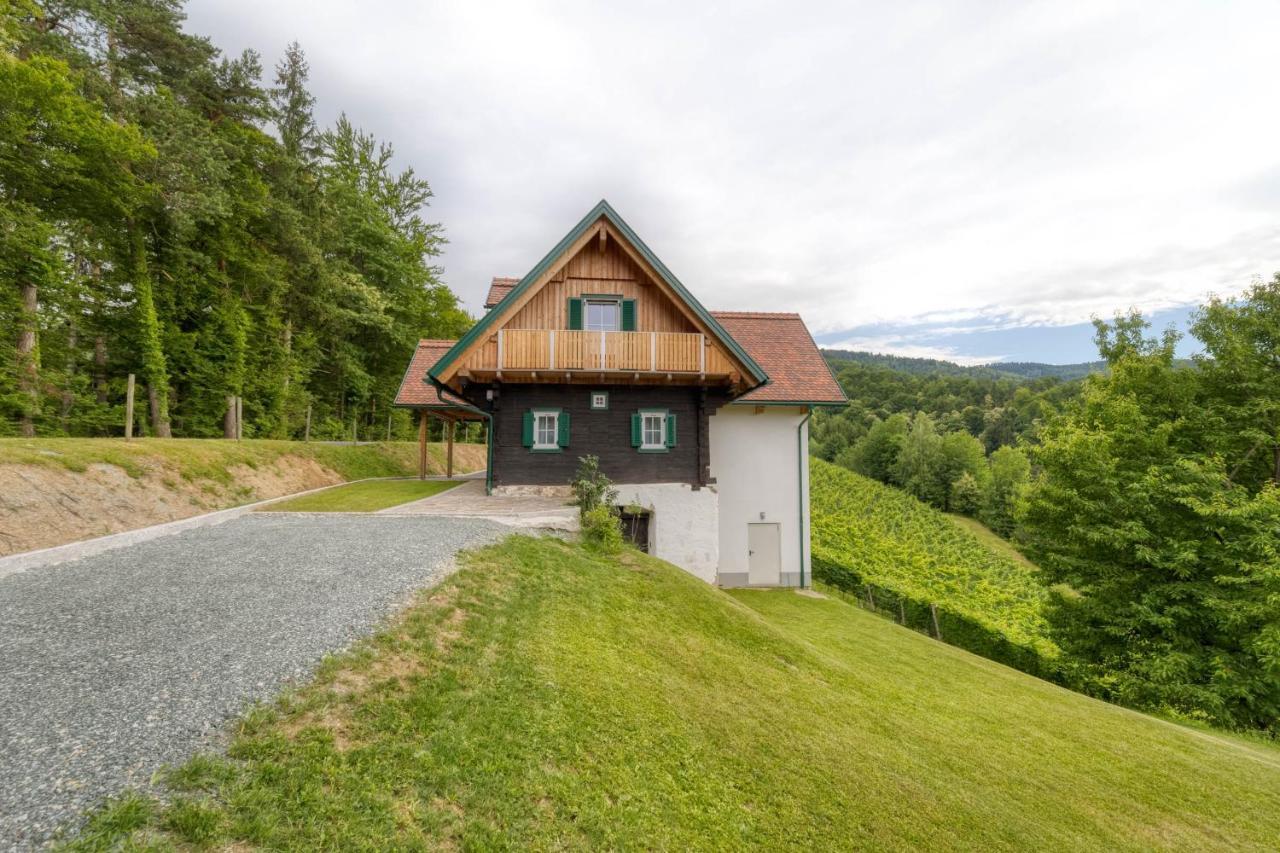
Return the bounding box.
[75,537,1280,851]
[946,513,1039,570]
[0,437,484,483]
[261,479,463,512]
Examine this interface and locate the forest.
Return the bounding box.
[815,280,1280,733]
[1,0,471,441]
[808,354,1082,534]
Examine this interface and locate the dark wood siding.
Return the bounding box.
[461,383,726,487]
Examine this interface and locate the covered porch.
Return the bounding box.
[394,338,491,485]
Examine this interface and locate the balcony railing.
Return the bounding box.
[481,329,730,375]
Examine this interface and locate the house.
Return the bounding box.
[395,200,846,587]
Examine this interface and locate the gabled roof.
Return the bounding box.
[483,277,518,309]
[430,200,769,387]
[393,340,486,417]
[711,312,848,405]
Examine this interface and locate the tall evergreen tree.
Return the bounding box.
[2,2,469,439]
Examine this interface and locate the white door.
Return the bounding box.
[747,523,781,586]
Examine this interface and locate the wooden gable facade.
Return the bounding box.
[431,204,764,395]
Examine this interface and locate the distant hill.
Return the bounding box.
[821,349,1106,380]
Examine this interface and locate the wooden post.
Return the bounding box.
[417,410,428,480]
[124,373,135,440]
[898,599,906,625]
[304,404,312,442]
[236,396,243,441]
[930,603,942,641]
[446,418,455,479]
[352,419,358,446]
[386,412,392,442]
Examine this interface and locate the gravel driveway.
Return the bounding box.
[0,513,504,849]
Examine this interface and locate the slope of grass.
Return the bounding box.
[0,437,485,483]
[810,458,1055,667]
[946,513,1038,570]
[262,479,462,512]
[75,537,1280,851]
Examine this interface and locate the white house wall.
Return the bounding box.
[614,483,719,584]
[708,405,810,587]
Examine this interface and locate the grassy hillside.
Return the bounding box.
[810,458,1056,671]
[0,438,486,556]
[76,537,1280,850]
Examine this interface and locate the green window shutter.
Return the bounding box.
[567,297,583,330]
[631,412,642,447]
[558,410,571,448]
[666,412,677,448]
[621,299,636,331]
[522,411,534,448]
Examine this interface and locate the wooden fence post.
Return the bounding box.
[236,396,243,441]
[898,599,906,625]
[930,603,942,641]
[304,404,312,442]
[386,412,392,442]
[124,373,135,440]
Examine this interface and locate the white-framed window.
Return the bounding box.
[584,299,620,331]
[534,410,559,450]
[641,411,666,449]
[590,391,609,410]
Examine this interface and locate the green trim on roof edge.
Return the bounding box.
[728,399,848,408]
[428,200,770,386]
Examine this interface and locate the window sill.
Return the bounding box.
[530,447,564,454]
[637,447,670,454]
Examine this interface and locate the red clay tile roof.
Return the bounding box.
[394,339,480,413]
[711,312,848,405]
[483,277,519,309]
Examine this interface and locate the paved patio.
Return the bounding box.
[382,479,579,531]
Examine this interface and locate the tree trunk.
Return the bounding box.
[16,280,39,437]
[61,319,78,428]
[279,320,292,438]
[148,384,163,437]
[131,226,171,437]
[94,335,109,403]
[224,395,237,439]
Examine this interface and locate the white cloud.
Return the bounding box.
[826,336,1007,367]
[183,0,1280,332]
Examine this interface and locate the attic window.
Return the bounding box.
[584,299,620,332]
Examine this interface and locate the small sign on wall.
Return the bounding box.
[590,391,609,410]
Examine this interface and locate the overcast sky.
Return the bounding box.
[185,0,1280,365]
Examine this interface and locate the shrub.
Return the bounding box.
[570,455,618,516]
[581,504,624,554]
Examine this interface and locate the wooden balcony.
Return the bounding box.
[457,329,736,382]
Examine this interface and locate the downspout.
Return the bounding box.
[797,406,813,588]
[482,410,494,496]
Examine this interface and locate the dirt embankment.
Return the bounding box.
[0,441,487,557]
[0,456,343,557]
